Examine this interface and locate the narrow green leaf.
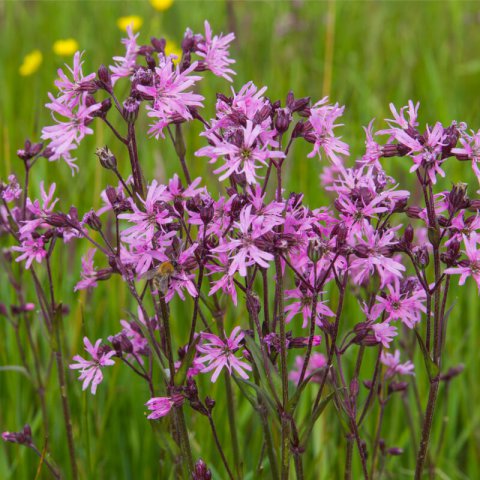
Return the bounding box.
[414,327,439,381]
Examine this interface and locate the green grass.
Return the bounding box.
[1,1,480,478]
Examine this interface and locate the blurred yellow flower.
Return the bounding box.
[19,50,43,76]
[53,38,79,56]
[150,0,174,11]
[117,15,143,32]
[165,40,182,62]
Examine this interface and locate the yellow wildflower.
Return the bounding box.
[150,0,174,11]
[165,40,182,62]
[53,38,79,56]
[19,50,43,76]
[117,15,143,32]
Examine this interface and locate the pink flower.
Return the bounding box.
[289,353,327,384]
[371,322,397,348]
[451,130,480,193]
[12,236,47,269]
[137,57,204,139]
[164,243,199,302]
[196,120,285,185]
[284,287,334,327]
[74,249,98,291]
[54,51,96,107]
[1,175,22,203]
[213,205,275,277]
[69,337,116,394]
[145,396,183,420]
[118,180,172,243]
[380,350,414,378]
[383,100,419,131]
[373,278,426,328]
[19,182,59,238]
[197,327,252,382]
[41,94,101,172]
[196,21,236,82]
[110,25,139,85]
[305,97,349,165]
[360,120,383,168]
[445,234,480,293]
[350,225,405,287]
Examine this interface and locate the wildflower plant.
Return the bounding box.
[1,19,478,480]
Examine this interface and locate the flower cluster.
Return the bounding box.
[2,19,478,480]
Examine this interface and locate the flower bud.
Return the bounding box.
[96,146,117,170]
[275,108,292,134]
[193,459,212,480]
[123,97,140,124]
[404,224,414,244]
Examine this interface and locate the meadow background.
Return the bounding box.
[1,0,480,478]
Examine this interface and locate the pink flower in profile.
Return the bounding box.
[197,327,252,382]
[41,94,101,172]
[213,205,274,277]
[12,236,47,269]
[360,120,383,168]
[445,234,480,293]
[380,350,414,378]
[383,100,420,131]
[74,249,98,291]
[196,21,236,82]
[305,97,349,165]
[371,322,397,348]
[452,130,480,193]
[110,25,139,85]
[289,353,327,384]
[145,395,184,420]
[137,57,204,138]
[55,51,96,107]
[69,337,115,394]
[1,175,22,203]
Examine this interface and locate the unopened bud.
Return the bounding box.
[96,146,117,170]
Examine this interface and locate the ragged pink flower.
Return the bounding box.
[119,180,172,243]
[41,94,102,172]
[54,51,96,107]
[69,337,115,394]
[164,243,199,302]
[350,224,405,287]
[196,21,236,82]
[305,97,349,165]
[137,57,204,139]
[284,287,334,327]
[380,350,414,378]
[373,278,426,328]
[371,322,398,348]
[145,394,184,420]
[451,130,480,193]
[213,205,275,277]
[197,327,252,382]
[1,175,22,203]
[110,25,139,85]
[12,236,47,269]
[361,120,383,168]
[196,120,285,185]
[74,249,98,291]
[289,353,327,384]
[445,234,480,293]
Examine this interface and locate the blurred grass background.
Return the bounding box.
[1,0,480,478]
